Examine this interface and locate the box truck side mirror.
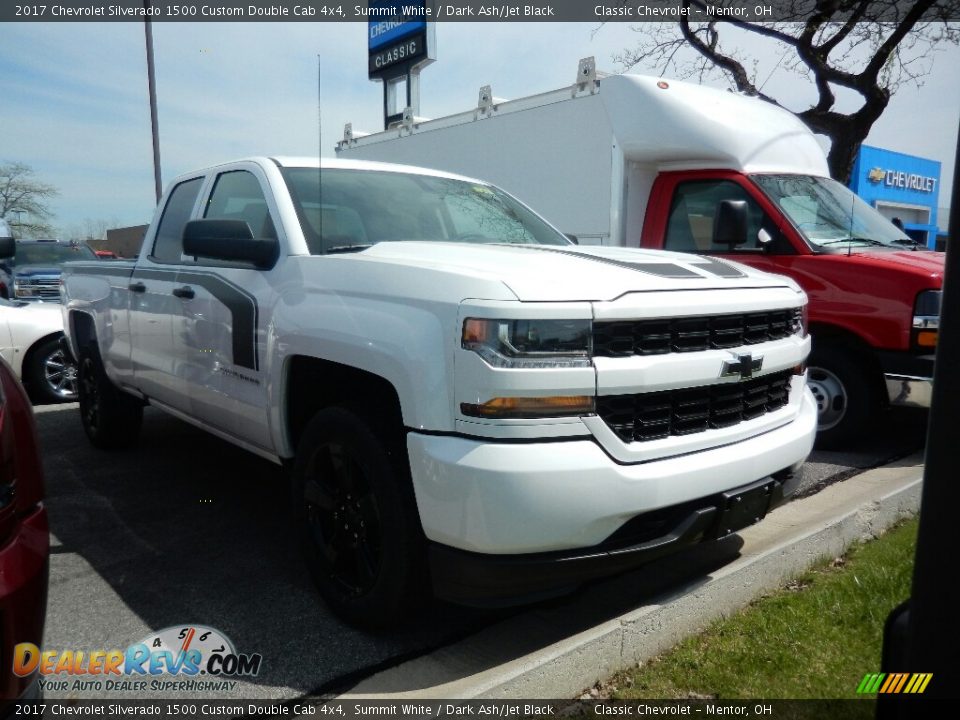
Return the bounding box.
[0,236,15,260]
[712,200,749,249]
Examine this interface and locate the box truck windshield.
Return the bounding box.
[752,174,919,249]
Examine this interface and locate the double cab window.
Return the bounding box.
[151,170,276,265]
[152,176,203,263]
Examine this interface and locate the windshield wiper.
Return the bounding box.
[819,238,887,247]
[325,244,374,254]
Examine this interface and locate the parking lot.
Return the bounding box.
[36,401,928,700]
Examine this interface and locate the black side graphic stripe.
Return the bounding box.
[67,264,260,371]
[135,269,260,370]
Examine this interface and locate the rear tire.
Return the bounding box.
[77,346,143,449]
[292,407,426,628]
[807,342,877,450]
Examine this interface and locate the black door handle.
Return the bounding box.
[172,286,195,300]
[129,281,146,293]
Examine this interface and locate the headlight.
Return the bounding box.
[13,281,38,298]
[913,290,940,349]
[791,304,808,338]
[462,318,592,368]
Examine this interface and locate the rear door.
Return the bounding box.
[129,175,205,410]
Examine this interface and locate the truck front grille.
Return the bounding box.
[597,370,793,443]
[17,277,60,299]
[593,309,801,357]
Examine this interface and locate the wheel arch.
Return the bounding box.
[283,355,405,459]
[68,310,98,354]
[808,322,887,407]
[20,331,65,382]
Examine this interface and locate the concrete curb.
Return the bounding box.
[344,455,923,700]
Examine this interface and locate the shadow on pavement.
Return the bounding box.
[34,402,924,698]
[37,407,504,698]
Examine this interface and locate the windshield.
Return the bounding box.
[12,243,97,266]
[752,174,917,249]
[282,168,570,254]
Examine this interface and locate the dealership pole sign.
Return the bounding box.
[367,0,435,127]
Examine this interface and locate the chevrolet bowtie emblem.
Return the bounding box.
[721,352,763,380]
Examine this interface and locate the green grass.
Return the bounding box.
[609,517,918,700]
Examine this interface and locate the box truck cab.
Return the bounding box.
[337,60,943,447]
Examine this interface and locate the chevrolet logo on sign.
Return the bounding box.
[721,353,763,380]
[868,167,887,183]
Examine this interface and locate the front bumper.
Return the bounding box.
[408,389,817,602]
[878,351,935,409]
[430,472,801,606]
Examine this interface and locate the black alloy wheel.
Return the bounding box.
[303,438,383,597]
[292,407,425,628]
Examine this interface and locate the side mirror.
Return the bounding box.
[712,200,749,249]
[564,233,580,245]
[0,236,15,260]
[182,219,279,269]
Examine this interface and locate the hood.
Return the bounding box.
[14,264,62,278]
[8,298,63,325]
[348,242,798,302]
[843,250,944,283]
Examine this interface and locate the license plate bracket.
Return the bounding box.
[713,479,779,538]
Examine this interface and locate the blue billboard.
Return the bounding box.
[368,1,426,51]
[367,0,432,80]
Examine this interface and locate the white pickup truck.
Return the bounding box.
[62,157,817,626]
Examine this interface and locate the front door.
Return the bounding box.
[173,165,278,451]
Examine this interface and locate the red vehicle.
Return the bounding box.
[641,169,941,446]
[0,354,49,706]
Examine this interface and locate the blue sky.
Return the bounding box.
[1,20,958,235]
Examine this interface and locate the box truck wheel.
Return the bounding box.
[807,343,877,449]
[77,345,143,449]
[292,407,426,628]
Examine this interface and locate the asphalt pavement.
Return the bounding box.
[34,402,927,701]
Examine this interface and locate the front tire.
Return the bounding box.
[807,343,878,450]
[292,407,426,628]
[77,346,143,449]
[25,336,78,404]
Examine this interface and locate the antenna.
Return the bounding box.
[318,54,323,244]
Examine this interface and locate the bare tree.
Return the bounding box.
[614,1,960,182]
[0,161,59,238]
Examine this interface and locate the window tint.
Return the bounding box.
[152,177,203,263]
[664,180,768,253]
[204,171,276,240]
